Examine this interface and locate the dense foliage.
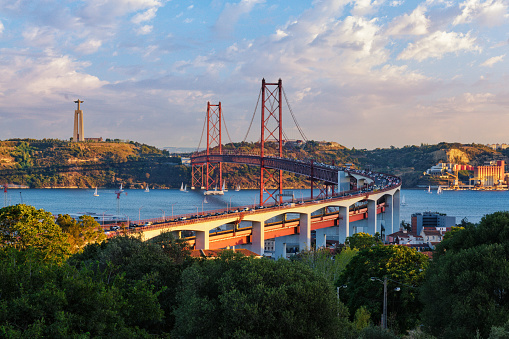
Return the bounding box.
[421,211,509,338]
[337,244,429,334]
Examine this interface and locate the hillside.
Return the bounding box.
[0,139,187,188]
[0,139,505,189]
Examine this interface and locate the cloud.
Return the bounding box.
[480,54,505,67]
[136,25,153,35]
[453,0,508,27]
[75,39,102,54]
[386,5,430,36]
[22,26,57,47]
[214,0,265,37]
[131,7,158,24]
[398,31,481,61]
[0,20,4,35]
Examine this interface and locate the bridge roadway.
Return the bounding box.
[117,171,401,256]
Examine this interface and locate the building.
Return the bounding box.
[474,160,505,187]
[85,137,103,142]
[411,212,455,236]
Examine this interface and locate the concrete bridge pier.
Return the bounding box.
[338,206,350,243]
[299,212,311,252]
[367,200,378,236]
[384,194,394,240]
[195,230,209,250]
[275,237,287,259]
[393,189,401,232]
[250,221,265,256]
[315,229,327,248]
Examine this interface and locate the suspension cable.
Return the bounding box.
[242,87,262,143]
[283,87,308,142]
[221,109,235,149]
[196,110,207,153]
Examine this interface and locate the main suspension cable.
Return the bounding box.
[221,109,235,149]
[283,87,308,142]
[242,87,262,143]
[196,110,207,152]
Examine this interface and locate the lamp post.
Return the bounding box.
[229,195,235,212]
[194,205,199,215]
[138,206,143,221]
[370,276,402,329]
[171,203,176,217]
[160,209,165,220]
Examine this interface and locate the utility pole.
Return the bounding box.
[383,276,388,329]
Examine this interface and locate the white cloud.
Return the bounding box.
[480,54,505,67]
[184,18,194,24]
[188,5,194,10]
[214,0,265,37]
[0,20,4,35]
[390,1,404,6]
[398,31,481,61]
[387,5,430,36]
[453,0,508,27]
[131,7,158,24]
[136,25,153,35]
[75,39,102,54]
[22,26,57,47]
[352,0,382,16]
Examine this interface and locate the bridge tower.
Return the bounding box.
[192,102,222,190]
[260,79,283,206]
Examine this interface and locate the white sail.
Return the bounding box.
[401,195,406,206]
[145,184,150,192]
[222,180,228,192]
[180,182,184,191]
[203,197,208,204]
[93,187,99,197]
[235,185,240,192]
[427,186,432,194]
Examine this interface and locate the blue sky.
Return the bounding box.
[0,0,508,149]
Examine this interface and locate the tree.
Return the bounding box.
[56,214,106,254]
[337,245,428,333]
[0,204,70,262]
[345,232,382,250]
[421,211,509,338]
[173,251,350,338]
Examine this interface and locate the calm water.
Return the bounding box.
[3,188,509,224]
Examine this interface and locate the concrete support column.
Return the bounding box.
[299,212,311,252]
[393,189,401,232]
[275,237,287,259]
[338,206,350,243]
[251,221,264,256]
[316,229,327,248]
[195,230,209,250]
[384,195,393,241]
[367,200,378,236]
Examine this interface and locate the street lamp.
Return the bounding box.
[139,206,144,221]
[370,276,402,329]
[229,195,235,212]
[160,209,165,220]
[171,203,176,217]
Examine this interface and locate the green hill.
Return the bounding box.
[0,139,505,189]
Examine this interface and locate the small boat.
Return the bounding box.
[203,197,208,204]
[183,184,188,193]
[235,185,240,192]
[179,182,186,192]
[427,186,432,194]
[437,186,442,194]
[204,184,224,195]
[222,180,228,192]
[145,184,150,193]
[93,187,99,197]
[401,195,407,206]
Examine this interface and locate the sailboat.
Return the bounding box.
[145,184,150,193]
[437,186,442,194]
[222,180,228,192]
[203,196,208,204]
[204,184,224,195]
[183,184,188,193]
[179,182,185,192]
[401,195,407,206]
[427,186,432,194]
[235,184,240,192]
[93,187,99,197]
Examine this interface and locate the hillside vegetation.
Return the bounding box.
[0,139,186,188]
[0,139,505,188]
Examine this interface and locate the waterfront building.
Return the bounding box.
[412,212,455,236]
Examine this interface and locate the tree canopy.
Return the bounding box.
[0,204,70,262]
[337,245,428,333]
[421,211,509,338]
[56,214,106,254]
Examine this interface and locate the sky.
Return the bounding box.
[0,0,508,150]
